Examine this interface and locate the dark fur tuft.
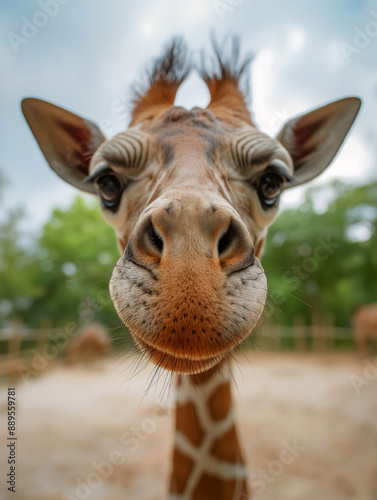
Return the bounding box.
[130,35,252,121]
[131,36,192,107]
[199,35,253,100]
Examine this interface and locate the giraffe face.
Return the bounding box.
[92,105,293,373]
[21,38,361,374]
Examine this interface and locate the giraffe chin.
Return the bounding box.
[136,338,227,374]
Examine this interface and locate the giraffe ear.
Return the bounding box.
[21,98,105,193]
[276,97,361,187]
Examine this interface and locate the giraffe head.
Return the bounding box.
[22,38,360,374]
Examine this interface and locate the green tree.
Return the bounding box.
[34,196,121,327]
[0,173,43,327]
[0,192,123,330]
[263,180,377,327]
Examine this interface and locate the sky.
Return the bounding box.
[1,0,377,235]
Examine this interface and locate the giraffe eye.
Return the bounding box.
[257,172,284,208]
[97,174,123,211]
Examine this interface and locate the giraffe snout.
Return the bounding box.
[110,194,267,374]
[128,196,255,276]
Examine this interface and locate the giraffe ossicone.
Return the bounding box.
[22,36,361,500]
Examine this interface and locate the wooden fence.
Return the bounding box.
[0,316,355,362]
[0,320,58,378]
[258,317,354,351]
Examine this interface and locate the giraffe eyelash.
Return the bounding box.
[83,165,113,185]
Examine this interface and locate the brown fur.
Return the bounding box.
[192,474,247,500]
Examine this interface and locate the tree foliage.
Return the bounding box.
[263,181,377,326]
[0,195,120,328]
[33,196,120,327]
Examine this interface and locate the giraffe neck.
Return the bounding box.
[169,361,249,500]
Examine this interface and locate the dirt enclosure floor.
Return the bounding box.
[0,351,376,500]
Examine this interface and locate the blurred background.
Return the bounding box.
[0,1,376,499]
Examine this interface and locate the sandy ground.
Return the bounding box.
[0,351,376,500]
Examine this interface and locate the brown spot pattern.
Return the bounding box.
[208,382,231,421]
[170,447,195,494]
[192,473,248,500]
[176,401,204,446]
[210,426,243,463]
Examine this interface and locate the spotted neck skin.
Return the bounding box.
[169,361,249,500]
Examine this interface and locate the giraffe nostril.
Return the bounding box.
[147,221,164,255]
[217,222,236,257]
[215,217,255,273]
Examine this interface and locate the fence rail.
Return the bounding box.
[0,317,361,380]
[0,317,355,359]
[257,321,354,352]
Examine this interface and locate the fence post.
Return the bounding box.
[293,316,306,351]
[269,324,281,351]
[8,319,22,358]
[324,315,335,350]
[37,320,51,353]
[312,311,326,352]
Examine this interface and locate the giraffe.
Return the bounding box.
[21,37,361,499]
[353,303,377,353]
[66,323,111,364]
